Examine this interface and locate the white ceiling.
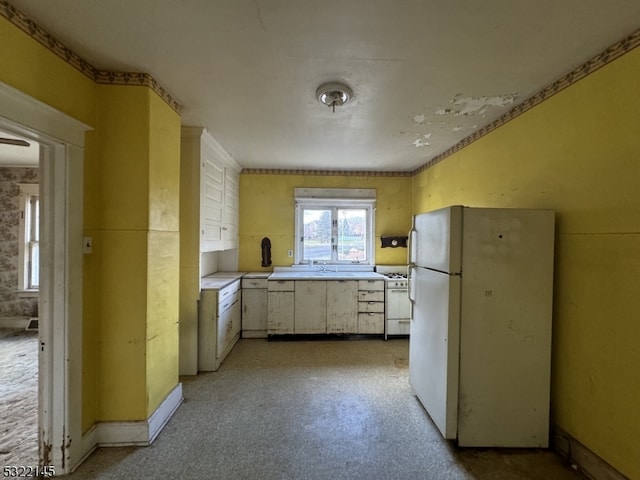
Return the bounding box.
[6,1,640,172]
[0,131,39,167]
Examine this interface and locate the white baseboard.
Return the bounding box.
[552,425,628,480]
[79,382,183,458]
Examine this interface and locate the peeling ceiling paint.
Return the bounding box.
[435,93,519,117]
[412,133,432,148]
[408,92,519,151]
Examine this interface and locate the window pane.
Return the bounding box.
[31,195,39,241]
[337,209,367,262]
[29,241,39,289]
[302,208,332,261]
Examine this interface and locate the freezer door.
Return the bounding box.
[409,266,461,440]
[412,206,462,273]
[456,207,555,447]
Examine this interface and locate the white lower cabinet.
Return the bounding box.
[327,280,358,333]
[268,279,368,335]
[198,279,241,371]
[294,281,327,333]
[357,280,385,334]
[242,274,270,338]
[267,280,295,334]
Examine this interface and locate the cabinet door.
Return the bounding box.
[222,167,239,249]
[200,140,224,251]
[217,305,232,358]
[242,288,268,335]
[197,290,218,371]
[294,281,327,334]
[230,298,241,339]
[327,281,358,333]
[358,312,384,334]
[268,291,294,334]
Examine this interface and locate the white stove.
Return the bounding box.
[380,272,408,288]
[376,266,411,339]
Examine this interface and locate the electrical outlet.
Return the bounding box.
[287,249,293,258]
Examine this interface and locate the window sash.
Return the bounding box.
[18,184,39,292]
[296,201,374,265]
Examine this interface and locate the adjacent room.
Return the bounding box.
[0,131,39,467]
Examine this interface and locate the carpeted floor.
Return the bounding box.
[0,328,38,467]
[65,338,583,480]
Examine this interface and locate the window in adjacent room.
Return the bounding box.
[294,188,375,265]
[18,183,39,293]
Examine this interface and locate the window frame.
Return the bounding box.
[17,183,39,294]
[294,188,376,266]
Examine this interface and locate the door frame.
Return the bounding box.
[0,82,90,473]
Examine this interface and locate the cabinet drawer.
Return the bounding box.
[358,290,384,302]
[268,280,295,292]
[358,301,384,313]
[358,280,384,291]
[387,319,411,336]
[242,278,268,289]
[219,290,240,314]
[219,279,240,298]
[358,312,384,334]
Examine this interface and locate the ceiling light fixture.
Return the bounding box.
[316,82,353,113]
[0,137,30,147]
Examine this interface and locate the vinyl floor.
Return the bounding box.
[65,338,584,480]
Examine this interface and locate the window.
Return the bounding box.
[18,183,39,292]
[295,188,375,265]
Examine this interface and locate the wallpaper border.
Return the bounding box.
[0,0,182,113]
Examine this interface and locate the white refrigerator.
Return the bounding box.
[408,205,555,447]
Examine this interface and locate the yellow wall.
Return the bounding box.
[0,17,95,125]
[238,174,412,271]
[1,16,181,430]
[146,92,181,414]
[94,85,181,420]
[412,47,640,478]
[178,129,204,375]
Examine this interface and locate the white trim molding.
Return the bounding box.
[552,425,628,480]
[80,383,183,453]
[0,81,92,474]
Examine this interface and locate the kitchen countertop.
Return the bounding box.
[201,272,245,290]
[200,269,386,288]
[268,271,385,281]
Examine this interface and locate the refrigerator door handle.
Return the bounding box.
[408,266,415,304]
[407,220,417,266]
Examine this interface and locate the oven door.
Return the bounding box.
[387,287,410,319]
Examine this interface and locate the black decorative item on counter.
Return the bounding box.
[380,236,408,248]
[261,237,272,266]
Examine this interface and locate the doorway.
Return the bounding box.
[0,131,40,465]
[0,81,90,474]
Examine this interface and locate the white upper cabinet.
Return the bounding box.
[182,127,241,252]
